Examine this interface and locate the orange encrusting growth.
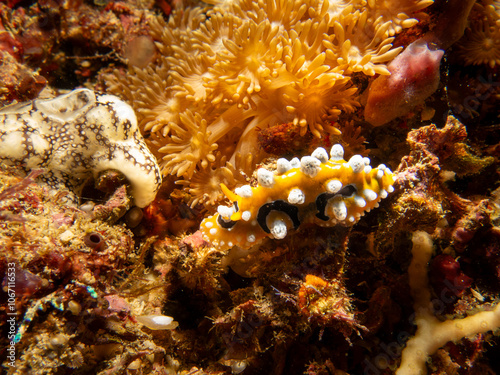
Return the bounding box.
[200,144,395,251]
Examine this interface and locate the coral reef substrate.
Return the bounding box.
[0,0,500,374]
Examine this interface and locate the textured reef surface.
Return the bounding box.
[0,0,500,374]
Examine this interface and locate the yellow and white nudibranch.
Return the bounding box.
[200,145,395,251]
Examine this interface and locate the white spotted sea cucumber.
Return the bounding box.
[0,88,162,207]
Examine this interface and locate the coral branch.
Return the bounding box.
[397,231,500,375]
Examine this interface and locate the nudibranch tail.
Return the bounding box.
[200,145,395,251]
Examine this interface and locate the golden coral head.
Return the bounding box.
[106,0,434,205]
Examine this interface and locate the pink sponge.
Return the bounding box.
[364,39,444,126]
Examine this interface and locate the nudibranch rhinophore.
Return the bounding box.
[200,145,395,251]
[0,88,161,207]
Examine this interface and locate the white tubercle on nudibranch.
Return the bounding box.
[0,89,162,207]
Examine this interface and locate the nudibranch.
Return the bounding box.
[0,89,161,207]
[200,145,395,251]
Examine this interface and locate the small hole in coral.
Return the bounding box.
[88,234,101,244]
[84,232,105,251]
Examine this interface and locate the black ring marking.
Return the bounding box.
[216,201,239,229]
[257,200,300,234]
[217,214,237,229]
[315,184,357,221]
[315,193,336,221]
[337,184,357,197]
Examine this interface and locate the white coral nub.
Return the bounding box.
[290,157,301,169]
[363,189,378,201]
[348,154,365,173]
[311,147,329,163]
[326,179,343,194]
[270,219,288,239]
[332,200,348,220]
[217,205,235,220]
[353,195,367,207]
[235,185,253,198]
[276,158,292,174]
[241,211,252,221]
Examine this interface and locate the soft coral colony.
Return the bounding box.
[106,0,434,207]
[455,0,500,68]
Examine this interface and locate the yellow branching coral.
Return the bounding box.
[106,0,433,205]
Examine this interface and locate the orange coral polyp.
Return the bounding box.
[160,110,219,177]
[236,0,307,29]
[207,20,282,107]
[177,153,248,207]
[457,19,500,68]
[325,13,402,76]
[282,77,357,137]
